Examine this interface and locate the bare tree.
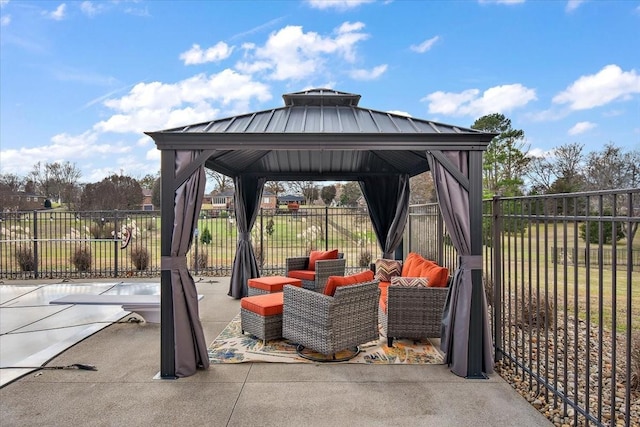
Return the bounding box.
[265,181,286,201]
[584,143,640,243]
[287,181,318,205]
[527,143,585,194]
[206,170,233,192]
[320,184,337,205]
[0,173,24,192]
[409,172,436,204]
[28,161,82,204]
[79,174,143,211]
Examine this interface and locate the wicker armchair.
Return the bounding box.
[282,280,380,360]
[285,254,346,292]
[379,285,448,347]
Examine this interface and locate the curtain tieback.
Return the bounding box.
[459,255,482,270]
[161,256,188,271]
[239,232,251,240]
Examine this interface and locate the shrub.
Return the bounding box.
[358,250,372,268]
[265,218,275,237]
[72,246,92,272]
[518,293,555,331]
[16,246,35,271]
[200,227,212,245]
[130,247,149,271]
[579,218,624,245]
[193,251,208,270]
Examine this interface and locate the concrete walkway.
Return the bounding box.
[0,277,551,426]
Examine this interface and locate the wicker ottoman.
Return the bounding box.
[240,292,285,343]
[248,276,303,296]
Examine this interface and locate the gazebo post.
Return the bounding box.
[467,150,487,379]
[159,149,176,379]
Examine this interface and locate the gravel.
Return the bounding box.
[494,310,639,427]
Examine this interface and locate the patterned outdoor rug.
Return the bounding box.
[208,314,445,364]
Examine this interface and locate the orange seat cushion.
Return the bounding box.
[248,276,303,292]
[287,270,316,281]
[378,285,389,313]
[308,249,339,270]
[323,270,374,296]
[241,293,284,316]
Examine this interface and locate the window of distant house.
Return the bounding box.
[26,197,31,202]
[263,197,270,203]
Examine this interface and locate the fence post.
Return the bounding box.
[113,211,119,277]
[32,210,39,279]
[260,208,264,274]
[325,206,329,251]
[492,195,503,362]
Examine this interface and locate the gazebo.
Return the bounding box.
[146,88,496,381]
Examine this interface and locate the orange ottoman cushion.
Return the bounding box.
[241,293,284,316]
[248,276,303,292]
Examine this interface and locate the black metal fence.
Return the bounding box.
[2,189,638,426]
[485,189,639,427]
[0,206,380,279]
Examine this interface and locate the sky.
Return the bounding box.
[1,0,639,186]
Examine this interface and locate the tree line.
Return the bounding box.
[1,112,638,212]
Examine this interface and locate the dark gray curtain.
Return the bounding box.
[359,174,410,259]
[428,151,493,376]
[168,150,210,377]
[228,175,267,298]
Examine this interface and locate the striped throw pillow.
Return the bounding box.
[374,259,402,282]
[391,276,429,288]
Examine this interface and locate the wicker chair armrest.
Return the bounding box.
[285,256,309,273]
[386,286,448,314]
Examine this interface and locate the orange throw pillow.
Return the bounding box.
[401,252,421,276]
[323,270,374,296]
[423,264,449,287]
[308,249,339,271]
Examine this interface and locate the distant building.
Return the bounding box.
[207,189,276,215]
[141,189,154,211]
[0,191,48,212]
[277,194,305,205]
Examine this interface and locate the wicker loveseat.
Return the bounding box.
[285,250,346,293]
[374,253,449,347]
[282,270,379,360]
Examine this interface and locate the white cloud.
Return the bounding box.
[0,131,130,176]
[0,14,9,26]
[410,36,440,53]
[348,64,387,80]
[47,3,66,20]
[0,0,10,8]
[424,83,537,117]
[552,64,640,110]
[180,42,234,65]
[237,22,369,81]
[568,121,596,135]
[528,147,554,159]
[95,69,271,133]
[80,1,104,17]
[565,0,584,13]
[306,0,374,11]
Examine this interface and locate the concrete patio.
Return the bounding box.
[0,277,551,426]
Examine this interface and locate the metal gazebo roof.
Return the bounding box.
[146,88,495,181]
